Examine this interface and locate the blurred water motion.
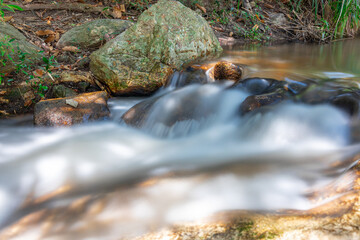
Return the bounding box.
[0,40,360,239]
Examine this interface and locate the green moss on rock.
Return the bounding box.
[90,0,222,96]
[57,19,133,50]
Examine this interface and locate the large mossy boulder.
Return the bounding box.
[56,19,133,50]
[90,0,222,96]
[0,22,43,75]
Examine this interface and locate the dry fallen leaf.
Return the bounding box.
[120,4,126,12]
[62,46,80,52]
[212,26,224,32]
[112,5,122,19]
[23,0,33,3]
[36,30,56,36]
[255,14,265,23]
[195,4,206,14]
[44,16,53,25]
[24,91,35,107]
[24,99,33,107]
[45,34,56,43]
[3,16,13,22]
[33,69,45,77]
[58,65,72,70]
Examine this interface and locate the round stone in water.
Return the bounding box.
[243,78,272,95]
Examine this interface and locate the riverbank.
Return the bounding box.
[0,0,359,118]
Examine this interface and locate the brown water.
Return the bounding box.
[223,39,360,79]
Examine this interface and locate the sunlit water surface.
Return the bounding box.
[0,40,360,239]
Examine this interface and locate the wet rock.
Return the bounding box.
[331,92,360,116]
[351,121,360,142]
[57,19,133,50]
[122,93,214,128]
[212,61,242,82]
[52,85,77,98]
[122,96,161,128]
[284,78,310,95]
[240,91,287,114]
[166,68,208,88]
[0,23,43,75]
[90,0,222,96]
[233,77,283,95]
[300,85,344,104]
[242,78,271,94]
[34,91,110,126]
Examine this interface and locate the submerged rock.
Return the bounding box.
[34,91,109,126]
[0,23,43,75]
[240,90,287,114]
[331,92,360,117]
[57,19,133,50]
[233,77,283,95]
[90,0,222,96]
[122,95,161,128]
[166,67,208,89]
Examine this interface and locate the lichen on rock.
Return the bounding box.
[90,0,222,96]
[57,19,133,50]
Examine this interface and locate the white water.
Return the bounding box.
[2,39,360,238]
[0,82,358,238]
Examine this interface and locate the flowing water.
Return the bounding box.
[1,40,360,239]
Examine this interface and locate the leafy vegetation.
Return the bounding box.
[0,0,23,19]
[0,1,23,85]
[290,0,360,39]
[0,1,55,98]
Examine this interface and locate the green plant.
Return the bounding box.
[332,0,360,38]
[42,55,55,72]
[0,1,23,85]
[30,56,56,98]
[211,9,230,24]
[0,0,23,19]
[319,18,331,40]
[34,82,48,98]
[0,36,20,85]
[289,0,360,39]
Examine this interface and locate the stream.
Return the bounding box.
[0,40,360,239]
